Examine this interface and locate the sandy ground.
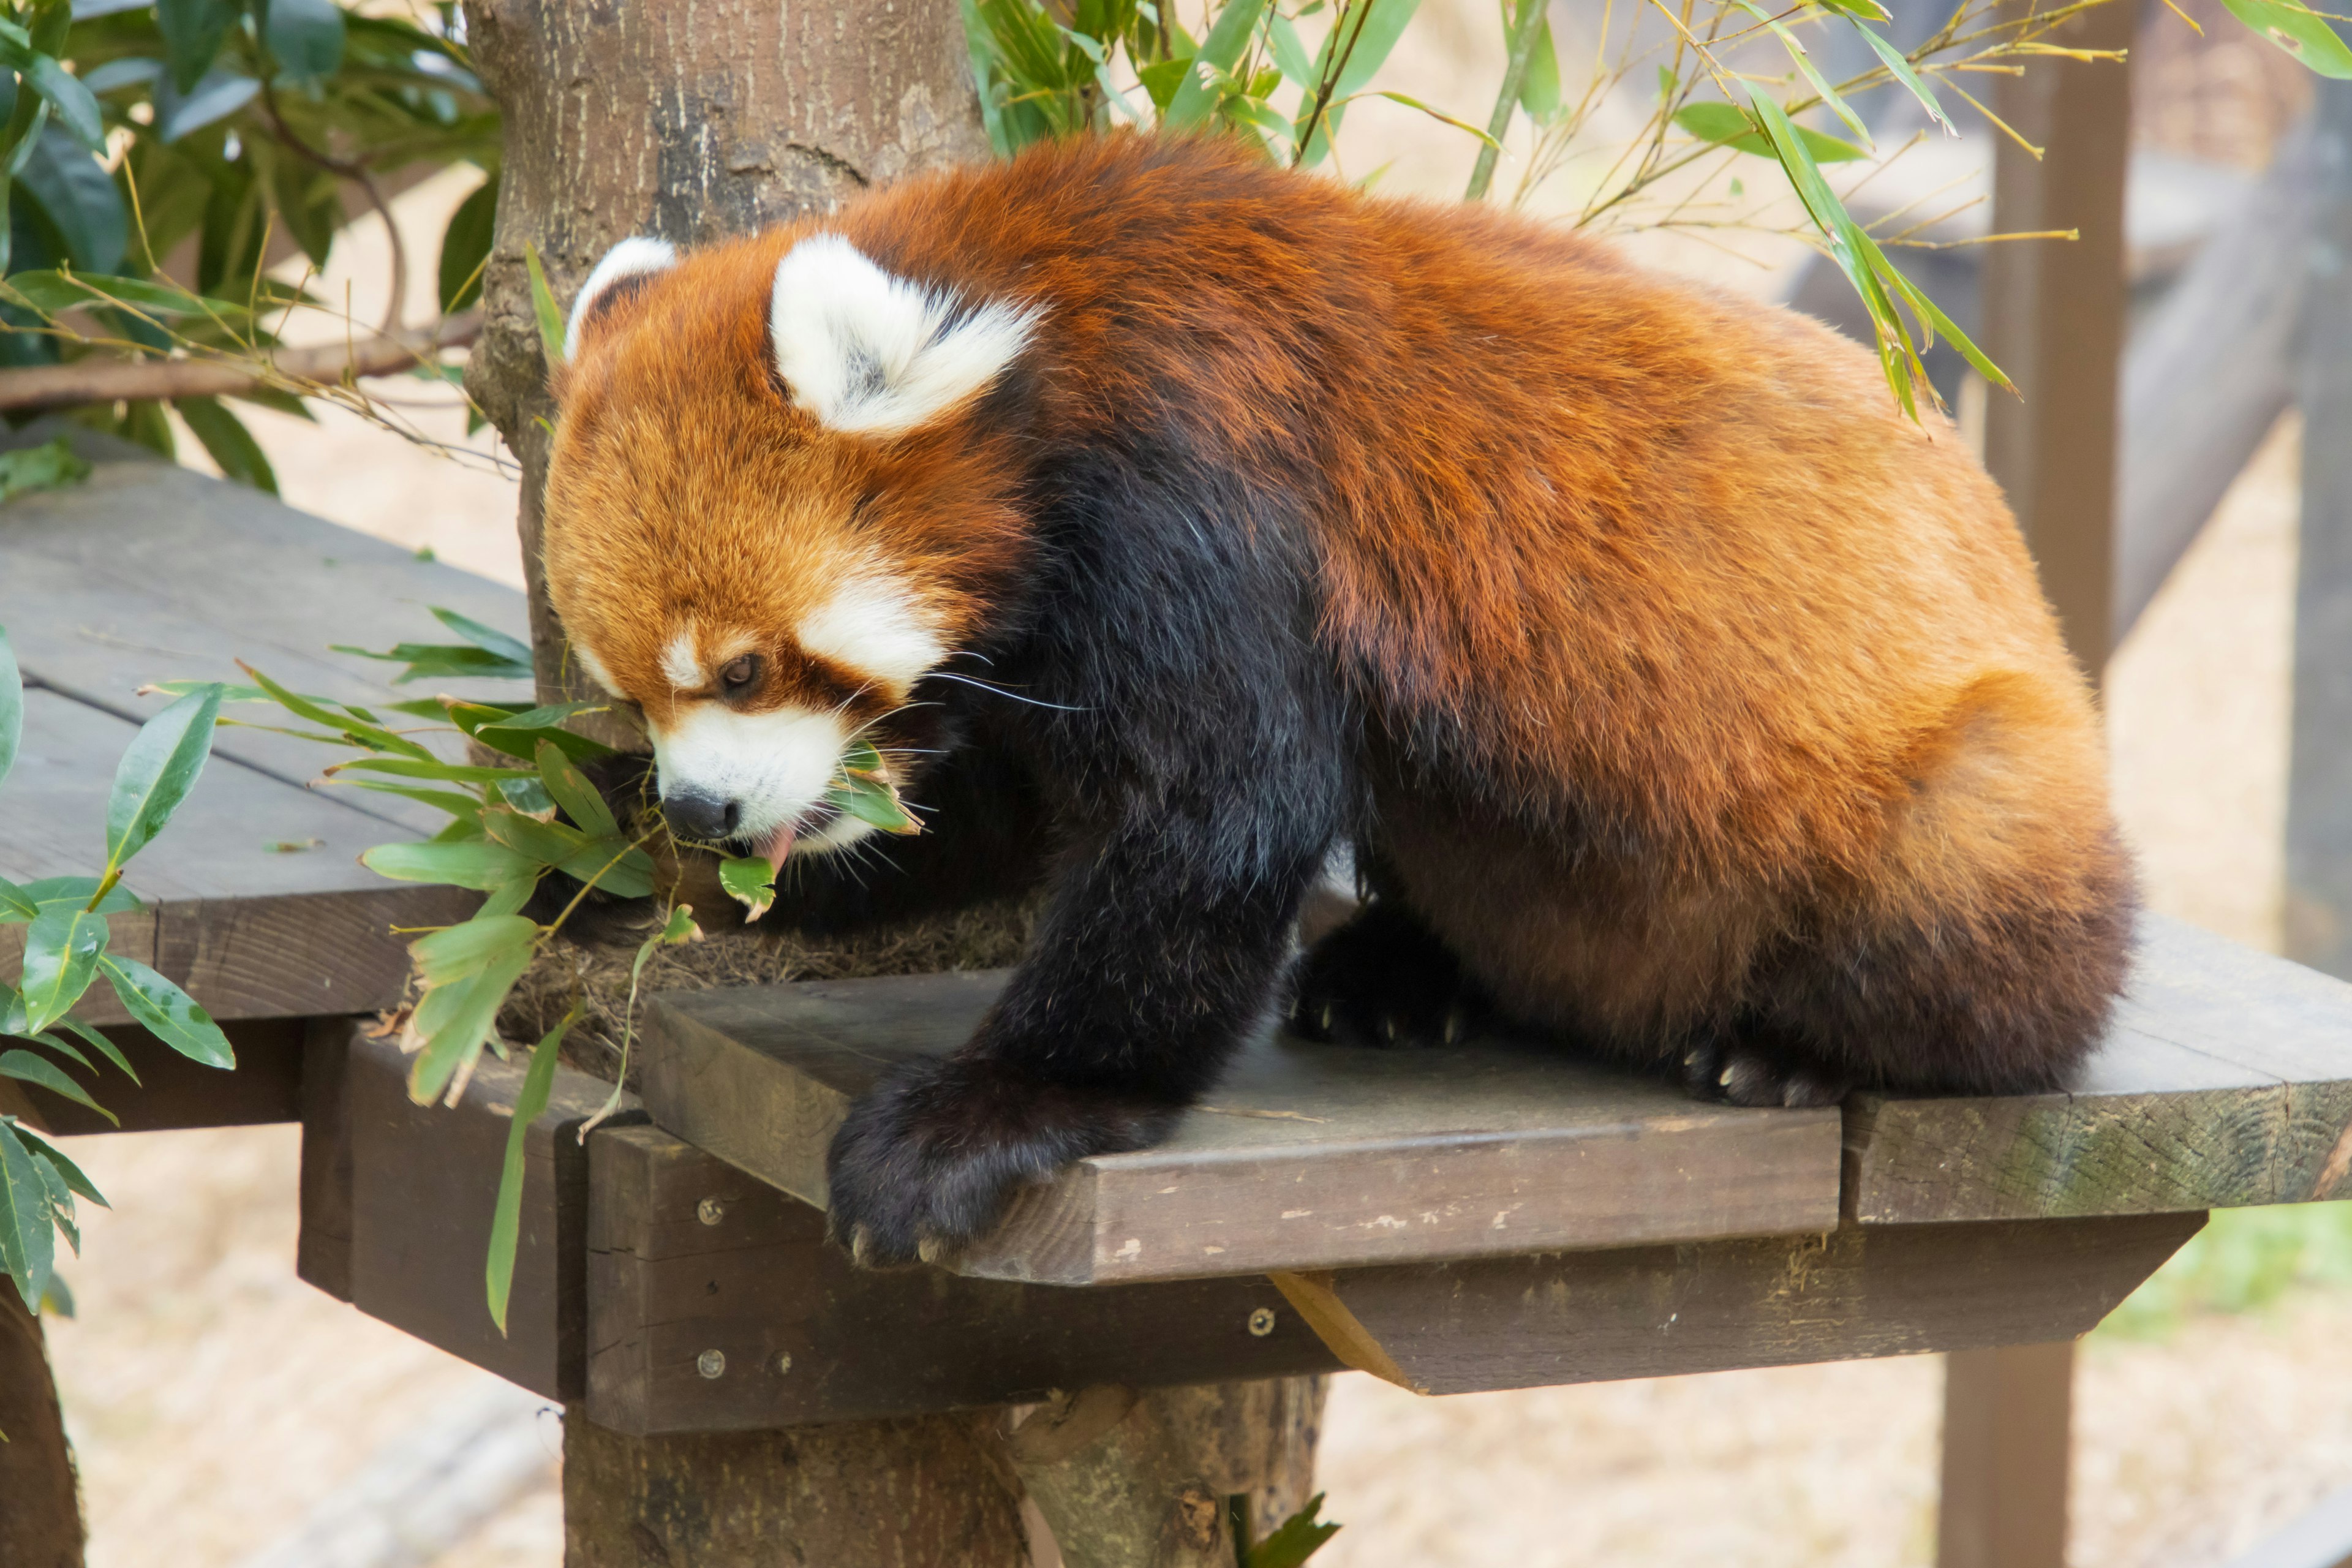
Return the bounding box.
[37,81,2346,1568]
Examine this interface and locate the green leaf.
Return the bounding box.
[0,624,18,791]
[432,606,536,670]
[55,1017,135,1084]
[0,878,34,921]
[482,805,589,867]
[95,954,233,1068]
[15,124,126,273]
[362,838,538,891]
[18,902,108,1035]
[0,878,139,926]
[0,435,91,503]
[175,396,277,494]
[1735,2,1871,149]
[439,171,497,312]
[1851,23,1952,132]
[0,1049,114,1125]
[331,756,539,785]
[238,663,433,760]
[2220,0,2352,75]
[718,856,776,921]
[410,913,537,989]
[579,903,696,1137]
[23,55,103,152]
[15,1125,105,1208]
[1245,1493,1341,1568]
[155,65,258,141]
[2,270,232,318]
[523,240,565,367]
[0,1120,56,1311]
[330,641,535,684]
[496,775,558,818]
[337,780,486,823]
[106,683,222,873]
[535,738,620,839]
[487,1008,570,1333]
[156,0,238,93]
[1674,101,1864,162]
[1164,0,1267,129]
[261,0,345,85]
[407,941,533,1105]
[827,774,921,835]
[560,839,656,900]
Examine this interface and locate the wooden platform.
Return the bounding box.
[0,427,521,1053]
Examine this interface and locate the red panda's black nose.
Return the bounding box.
[661,790,741,843]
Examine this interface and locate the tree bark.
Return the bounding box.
[563,1412,1031,1567]
[460,0,990,736]
[0,1289,85,1568]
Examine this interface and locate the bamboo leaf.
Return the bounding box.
[535,739,620,839]
[106,684,223,873]
[96,954,233,1068]
[1852,23,1953,132]
[0,1049,114,1124]
[486,1008,571,1333]
[363,839,538,892]
[718,856,776,922]
[1674,101,1864,161]
[2220,0,2352,75]
[0,1119,55,1311]
[18,903,107,1035]
[523,241,566,367]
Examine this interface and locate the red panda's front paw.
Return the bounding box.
[823,1057,1181,1268]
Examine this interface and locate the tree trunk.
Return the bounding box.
[0,1289,85,1568]
[459,0,990,737]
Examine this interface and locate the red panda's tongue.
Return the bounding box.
[758,824,796,869]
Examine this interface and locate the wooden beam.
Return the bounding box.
[299,1023,642,1402]
[1259,1213,2198,1397]
[13,1016,306,1134]
[641,972,1842,1285]
[2286,82,2352,978]
[584,1125,1337,1434]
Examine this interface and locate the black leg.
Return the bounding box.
[1676,1020,1853,1109]
[824,810,1325,1265]
[1287,899,1486,1049]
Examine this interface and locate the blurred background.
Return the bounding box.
[26,0,2352,1563]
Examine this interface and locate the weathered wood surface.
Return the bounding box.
[586,1126,1336,1434]
[0,687,469,1023]
[644,972,1844,1284]
[0,424,527,822]
[0,428,521,1025]
[1269,1212,2200,1398]
[302,1025,643,1403]
[1846,916,2352,1224]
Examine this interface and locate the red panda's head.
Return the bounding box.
[540,227,1039,864]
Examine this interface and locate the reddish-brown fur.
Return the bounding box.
[546,132,2132,1166]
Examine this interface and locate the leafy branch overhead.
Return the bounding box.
[0,620,235,1315]
[0,0,496,483]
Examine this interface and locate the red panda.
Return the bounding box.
[540,132,2136,1267]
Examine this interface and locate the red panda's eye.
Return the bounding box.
[719,654,760,692]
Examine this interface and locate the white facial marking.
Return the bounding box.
[652,701,852,850]
[566,236,677,360]
[799,572,944,692]
[661,628,703,692]
[570,642,621,697]
[769,233,1037,436]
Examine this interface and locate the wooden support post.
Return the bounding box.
[0,1287,84,1568]
[2285,81,2352,976]
[1949,11,2135,1567]
[1936,1341,2076,1568]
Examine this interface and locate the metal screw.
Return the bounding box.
[696,1197,726,1226]
[1248,1307,1276,1338]
[774,1351,794,1377]
[696,1349,727,1379]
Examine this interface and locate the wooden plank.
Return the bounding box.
[1268,1212,2199,1398]
[296,1019,356,1302]
[1845,917,2352,1224]
[0,688,470,1022]
[328,1026,643,1403]
[1937,1342,2076,1568]
[0,428,530,837]
[585,1125,1336,1434]
[642,972,1843,1285]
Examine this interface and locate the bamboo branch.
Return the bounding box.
[0,311,481,413]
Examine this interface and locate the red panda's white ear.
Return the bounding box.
[769,234,1036,437]
[565,237,678,360]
